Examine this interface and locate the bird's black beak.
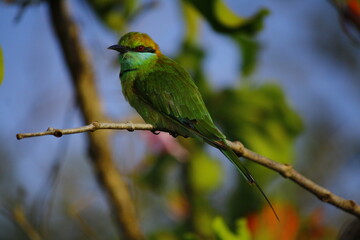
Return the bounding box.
[108,44,127,53]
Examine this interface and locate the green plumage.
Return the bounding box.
[126,56,223,138]
[109,32,278,219]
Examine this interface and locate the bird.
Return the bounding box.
[108,32,278,220]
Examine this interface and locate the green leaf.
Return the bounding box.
[212,216,251,240]
[182,1,200,43]
[0,47,3,85]
[87,0,138,31]
[234,35,260,76]
[185,0,269,35]
[213,217,238,240]
[235,218,251,240]
[185,0,269,75]
[189,152,223,193]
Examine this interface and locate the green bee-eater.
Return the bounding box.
[109,32,278,219]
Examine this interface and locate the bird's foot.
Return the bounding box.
[151,130,160,135]
[169,132,179,138]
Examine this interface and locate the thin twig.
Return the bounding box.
[16,122,360,219]
[11,204,42,240]
[16,122,153,139]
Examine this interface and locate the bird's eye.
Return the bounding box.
[136,45,145,52]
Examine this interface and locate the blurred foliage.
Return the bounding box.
[209,84,303,165]
[87,0,138,31]
[0,47,3,85]
[146,203,336,240]
[185,0,269,75]
[87,0,158,32]
[212,216,251,240]
[185,0,268,35]
[189,151,223,193]
[138,153,178,192]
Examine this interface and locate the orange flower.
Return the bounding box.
[247,203,299,240]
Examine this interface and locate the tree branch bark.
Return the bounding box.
[17,122,360,219]
[46,1,143,239]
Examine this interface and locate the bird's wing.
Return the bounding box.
[133,57,279,220]
[133,56,224,141]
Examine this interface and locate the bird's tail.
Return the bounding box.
[217,142,279,221]
[218,147,255,184]
[162,114,279,220]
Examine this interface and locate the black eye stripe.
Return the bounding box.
[120,46,156,53]
[131,46,155,53]
[144,47,156,53]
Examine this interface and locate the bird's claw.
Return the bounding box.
[169,132,179,138]
[151,130,160,135]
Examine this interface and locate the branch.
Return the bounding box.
[17,122,360,219]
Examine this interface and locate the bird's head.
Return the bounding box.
[108,32,160,56]
[108,32,161,69]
